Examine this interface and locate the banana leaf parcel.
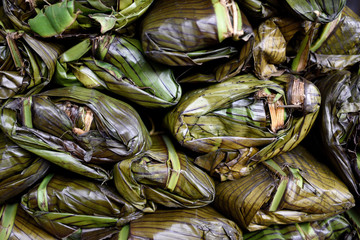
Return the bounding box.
[140,0,253,66]
[111,206,242,240]
[213,145,355,232]
[0,133,50,204]
[277,0,346,23]
[308,6,360,73]
[244,214,357,240]
[3,0,154,37]
[165,73,320,180]
[308,70,360,199]
[0,86,151,181]
[21,173,142,239]
[0,28,60,102]
[0,203,57,240]
[55,35,182,108]
[113,135,215,212]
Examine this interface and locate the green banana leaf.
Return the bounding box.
[308,6,360,73]
[0,28,60,101]
[55,36,182,108]
[113,135,215,212]
[307,70,360,199]
[213,145,355,231]
[253,16,305,79]
[140,0,253,66]
[235,0,279,20]
[21,173,142,239]
[244,214,357,239]
[3,0,154,37]
[165,73,320,180]
[0,86,151,181]
[0,203,57,240]
[0,134,50,204]
[281,0,346,23]
[111,206,242,240]
[178,39,254,83]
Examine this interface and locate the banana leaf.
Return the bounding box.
[3,0,154,37]
[253,16,305,79]
[0,28,60,102]
[178,39,254,83]
[308,6,360,73]
[307,70,360,199]
[165,73,320,180]
[55,36,182,108]
[235,0,279,20]
[21,173,142,239]
[0,203,57,240]
[113,135,215,212]
[0,86,152,181]
[213,145,355,231]
[244,214,357,239]
[281,0,346,23]
[140,0,253,66]
[0,133,50,204]
[111,206,242,240]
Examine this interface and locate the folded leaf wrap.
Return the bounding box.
[0,86,151,181]
[213,146,355,231]
[165,73,320,179]
[113,135,215,212]
[21,174,142,239]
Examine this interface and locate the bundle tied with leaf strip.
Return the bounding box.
[0,86,151,181]
[244,214,357,239]
[308,70,360,199]
[166,73,320,180]
[0,25,60,103]
[55,35,182,108]
[111,206,242,240]
[113,135,215,212]
[0,134,50,204]
[21,174,143,239]
[3,0,154,37]
[141,0,253,66]
[0,203,57,240]
[308,6,360,73]
[213,146,355,231]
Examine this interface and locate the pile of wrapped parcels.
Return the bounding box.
[1,0,360,239]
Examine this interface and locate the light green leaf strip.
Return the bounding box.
[162,135,181,192]
[37,173,54,212]
[118,224,130,240]
[22,97,33,128]
[0,203,18,240]
[269,177,289,212]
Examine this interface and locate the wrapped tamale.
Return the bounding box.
[21,174,142,239]
[110,206,242,240]
[113,135,215,212]
[55,35,182,108]
[280,0,346,23]
[0,203,57,240]
[165,73,320,180]
[0,133,50,204]
[141,0,253,66]
[0,26,60,102]
[3,0,154,37]
[307,70,360,199]
[213,146,355,231]
[308,6,360,73]
[244,214,357,239]
[0,86,151,181]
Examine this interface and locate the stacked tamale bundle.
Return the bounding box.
[0,0,360,239]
